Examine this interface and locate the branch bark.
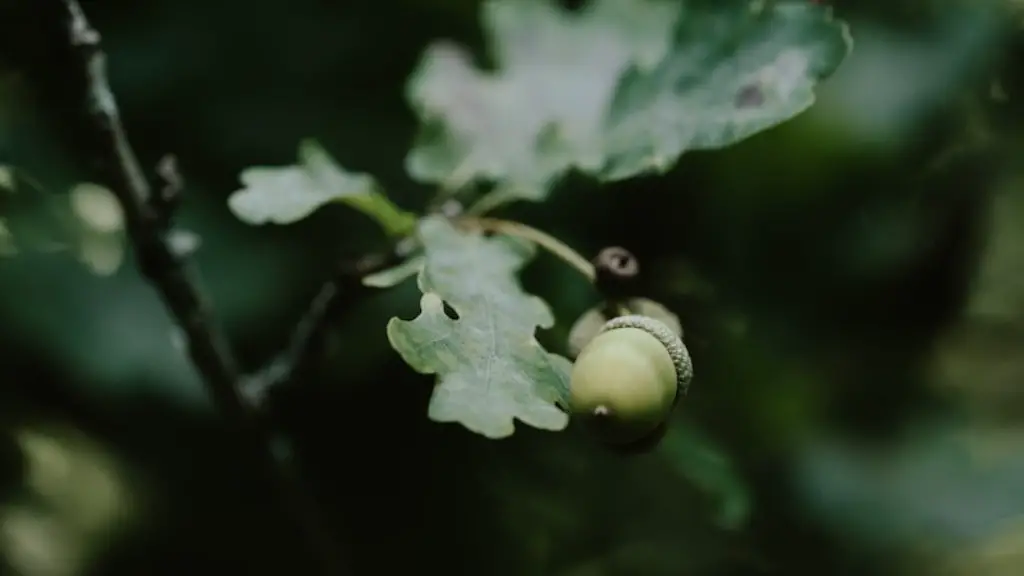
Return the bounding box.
[57,2,346,573]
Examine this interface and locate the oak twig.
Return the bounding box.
[244,238,414,405]
[57,2,345,574]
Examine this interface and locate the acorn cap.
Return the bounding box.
[598,314,693,401]
[567,298,683,359]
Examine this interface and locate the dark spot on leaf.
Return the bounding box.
[735,84,764,108]
[442,300,459,320]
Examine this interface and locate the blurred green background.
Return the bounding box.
[3,0,1024,574]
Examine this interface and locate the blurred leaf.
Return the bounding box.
[795,424,1024,549]
[931,321,1024,422]
[3,426,137,576]
[0,165,13,191]
[965,182,1024,322]
[406,0,850,200]
[929,181,1024,420]
[17,427,131,535]
[810,10,1005,150]
[407,0,678,199]
[228,139,417,236]
[928,516,1024,576]
[1,505,83,576]
[68,183,123,235]
[661,422,751,530]
[0,177,129,273]
[67,183,125,277]
[167,228,202,257]
[74,233,124,277]
[387,215,571,438]
[600,1,851,180]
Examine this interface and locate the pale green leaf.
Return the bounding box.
[228,140,417,236]
[600,1,853,180]
[386,215,571,438]
[406,0,678,199]
[406,0,851,200]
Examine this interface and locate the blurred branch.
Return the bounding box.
[56,2,346,574]
[244,239,414,405]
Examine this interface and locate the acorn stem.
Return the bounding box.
[593,247,641,319]
[458,217,596,281]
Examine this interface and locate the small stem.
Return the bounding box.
[464,188,517,216]
[459,216,595,281]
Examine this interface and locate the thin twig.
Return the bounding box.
[244,238,414,405]
[57,2,345,574]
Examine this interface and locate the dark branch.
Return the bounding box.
[245,238,415,406]
[57,2,346,574]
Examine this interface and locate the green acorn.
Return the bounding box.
[568,314,692,446]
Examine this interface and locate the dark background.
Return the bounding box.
[3,0,1024,575]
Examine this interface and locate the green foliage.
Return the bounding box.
[406,0,851,200]
[215,0,853,449]
[227,139,417,237]
[387,216,571,438]
[207,0,852,532]
[14,0,1024,571]
[599,0,852,180]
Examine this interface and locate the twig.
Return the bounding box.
[244,238,414,405]
[57,2,346,574]
[459,216,596,280]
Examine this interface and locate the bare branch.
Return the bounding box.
[245,239,415,406]
[57,2,346,573]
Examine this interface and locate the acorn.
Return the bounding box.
[568,314,693,446]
